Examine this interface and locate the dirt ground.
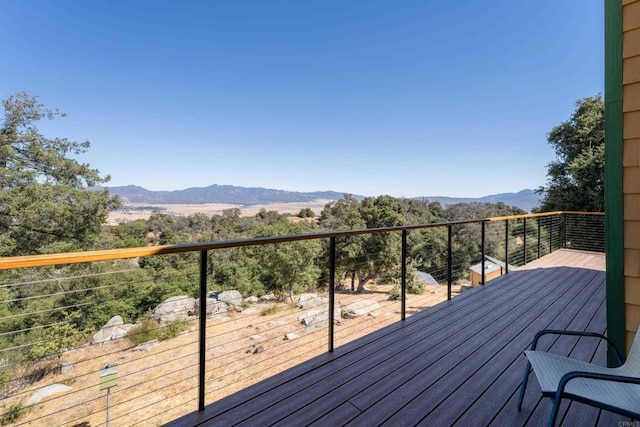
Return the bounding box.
[107,200,334,225]
[3,282,452,426]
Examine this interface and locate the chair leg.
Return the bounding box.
[547,392,563,427]
[516,361,531,411]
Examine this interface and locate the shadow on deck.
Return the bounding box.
[168,250,624,426]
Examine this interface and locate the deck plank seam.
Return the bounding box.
[344,268,600,424]
[377,269,603,426]
[206,267,569,425]
[444,272,605,426]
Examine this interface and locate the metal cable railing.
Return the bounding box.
[0,211,604,425]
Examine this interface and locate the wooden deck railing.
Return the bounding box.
[0,211,603,270]
[0,211,604,425]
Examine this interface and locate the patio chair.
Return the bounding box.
[516,328,640,426]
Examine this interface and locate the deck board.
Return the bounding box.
[168,249,623,427]
[433,271,605,426]
[357,270,594,425]
[376,270,602,426]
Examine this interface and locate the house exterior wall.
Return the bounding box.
[623,0,640,351]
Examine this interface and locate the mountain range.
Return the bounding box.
[105,185,541,212]
[415,189,541,212]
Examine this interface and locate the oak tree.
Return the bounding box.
[0,92,120,255]
[538,95,605,212]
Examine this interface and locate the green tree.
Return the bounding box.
[102,219,149,248]
[320,195,414,292]
[297,208,315,218]
[0,92,120,255]
[387,258,426,300]
[251,221,322,302]
[538,95,605,212]
[211,248,264,296]
[28,311,84,368]
[354,195,406,291]
[319,195,367,291]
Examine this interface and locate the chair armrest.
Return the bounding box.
[558,370,640,393]
[530,329,624,366]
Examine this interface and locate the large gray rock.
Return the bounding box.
[91,316,135,344]
[151,296,197,323]
[133,340,158,352]
[195,297,228,318]
[60,362,74,374]
[26,384,72,406]
[216,290,243,307]
[298,303,342,329]
[248,344,264,354]
[342,300,380,319]
[259,293,277,302]
[297,294,327,309]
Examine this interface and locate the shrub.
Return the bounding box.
[0,371,10,389]
[27,312,84,366]
[1,403,26,426]
[388,277,426,300]
[127,320,160,346]
[127,319,188,347]
[297,208,315,218]
[158,320,188,341]
[260,305,279,316]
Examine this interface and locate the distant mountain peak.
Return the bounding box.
[106,184,540,212]
[106,184,349,205]
[414,189,540,212]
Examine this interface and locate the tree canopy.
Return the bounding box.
[0,92,120,255]
[537,95,605,212]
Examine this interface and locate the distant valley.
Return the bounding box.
[105,185,541,213]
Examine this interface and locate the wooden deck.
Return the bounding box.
[169,249,625,426]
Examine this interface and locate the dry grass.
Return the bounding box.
[2,282,450,426]
[107,200,333,225]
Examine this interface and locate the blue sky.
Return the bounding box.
[1,0,603,198]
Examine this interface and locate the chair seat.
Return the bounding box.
[525,350,640,414]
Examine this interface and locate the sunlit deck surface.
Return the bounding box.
[169,249,626,426]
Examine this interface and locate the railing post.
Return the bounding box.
[523,218,527,265]
[481,221,486,285]
[328,237,336,353]
[550,215,554,253]
[198,250,207,412]
[401,230,407,321]
[563,213,568,248]
[447,225,452,300]
[537,217,541,260]
[504,219,509,274]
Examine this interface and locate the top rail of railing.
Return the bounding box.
[0,211,603,270]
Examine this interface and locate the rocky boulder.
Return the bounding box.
[297,294,328,309]
[298,303,342,329]
[259,293,277,302]
[194,297,228,318]
[151,296,197,323]
[216,290,243,307]
[26,384,72,406]
[60,362,74,374]
[91,316,135,344]
[342,300,380,319]
[133,340,159,352]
